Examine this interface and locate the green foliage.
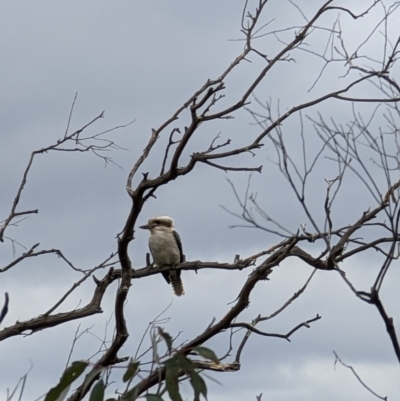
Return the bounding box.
[123,359,140,383]
[164,351,209,401]
[44,330,217,401]
[190,371,207,401]
[120,387,139,401]
[44,361,88,401]
[145,395,164,401]
[163,356,180,401]
[80,366,106,397]
[192,347,219,364]
[158,327,173,354]
[89,379,105,401]
[150,327,161,365]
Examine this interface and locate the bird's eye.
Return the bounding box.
[155,220,160,224]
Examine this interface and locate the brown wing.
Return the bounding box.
[172,230,184,283]
[172,230,184,263]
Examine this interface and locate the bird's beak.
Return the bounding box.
[139,224,151,230]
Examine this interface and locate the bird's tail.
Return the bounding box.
[170,271,185,296]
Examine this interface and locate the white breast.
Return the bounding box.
[149,231,180,266]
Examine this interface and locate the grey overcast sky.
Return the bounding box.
[1,1,399,400]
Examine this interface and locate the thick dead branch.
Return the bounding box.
[357,289,400,364]
[191,360,240,372]
[0,268,114,342]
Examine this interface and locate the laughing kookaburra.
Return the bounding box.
[139,216,185,296]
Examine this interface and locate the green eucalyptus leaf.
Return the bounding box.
[120,386,139,401]
[123,360,140,383]
[44,361,88,401]
[175,353,195,375]
[89,379,105,401]
[158,327,173,353]
[192,347,219,364]
[151,329,160,365]
[165,364,183,401]
[189,371,208,401]
[145,395,164,401]
[80,366,106,396]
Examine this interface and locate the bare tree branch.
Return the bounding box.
[333,351,388,400]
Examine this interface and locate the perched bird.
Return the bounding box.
[139,216,185,296]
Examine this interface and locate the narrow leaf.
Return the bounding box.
[158,327,173,353]
[175,353,195,375]
[52,384,70,401]
[163,357,180,372]
[121,386,139,401]
[81,366,106,396]
[146,395,164,401]
[192,347,219,363]
[45,361,88,401]
[150,329,160,365]
[165,366,183,401]
[123,360,140,382]
[189,371,208,401]
[89,379,105,401]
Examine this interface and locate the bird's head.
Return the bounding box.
[139,216,175,232]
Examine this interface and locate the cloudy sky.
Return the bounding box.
[1,1,399,400]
